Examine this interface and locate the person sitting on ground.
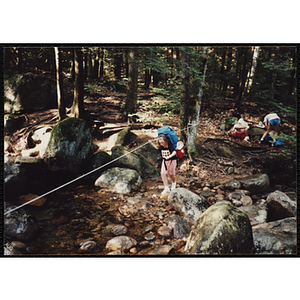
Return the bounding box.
[148,134,177,195]
[229,118,250,141]
[259,113,281,145]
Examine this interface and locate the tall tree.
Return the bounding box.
[186,47,208,160]
[246,46,260,95]
[179,48,190,144]
[70,48,85,118]
[123,48,138,118]
[54,47,66,121]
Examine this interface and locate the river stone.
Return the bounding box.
[44,117,93,174]
[144,232,156,241]
[4,205,39,242]
[239,201,268,226]
[147,245,173,255]
[165,214,191,239]
[248,127,265,139]
[240,195,253,206]
[95,167,142,194]
[266,190,296,221]
[224,179,241,190]
[157,226,172,238]
[184,202,254,255]
[105,236,137,251]
[168,188,210,225]
[252,217,297,254]
[111,225,128,236]
[238,173,270,195]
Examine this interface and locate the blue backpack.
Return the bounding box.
[157,126,178,149]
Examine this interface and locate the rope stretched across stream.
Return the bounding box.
[4,122,200,216]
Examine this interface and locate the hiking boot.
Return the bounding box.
[244,136,249,141]
[161,186,170,195]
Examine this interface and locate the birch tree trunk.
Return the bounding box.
[54,47,66,121]
[186,46,208,160]
[246,46,260,94]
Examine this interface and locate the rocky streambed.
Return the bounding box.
[4,172,297,256]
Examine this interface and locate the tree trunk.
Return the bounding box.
[179,49,190,144]
[70,48,85,118]
[187,47,208,160]
[223,47,232,93]
[124,48,138,118]
[246,46,260,95]
[114,48,122,80]
[93,47,100,79]
[144,68,151,89]
[99,48,104,80]
[235,47,250,111]
[54,47,66,121]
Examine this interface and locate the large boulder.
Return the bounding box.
[4,73,57,114]
[184,202,254,255]
[168,188,210,225]
[111,145,159,178]
[4,205,39,242]
[44,118,93,174]
[94,167,142,194]
[252,217,296,254]
[266,190,297,222]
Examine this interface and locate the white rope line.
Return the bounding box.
[4,121,200,216]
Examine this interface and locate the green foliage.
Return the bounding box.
[276,132,296,146]
[225,117,237,126]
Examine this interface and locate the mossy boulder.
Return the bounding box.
[248,127,265,139]
[111,145,159,178]
[184,202,254,255]
[4,73,57,114]
[44,118,93,174]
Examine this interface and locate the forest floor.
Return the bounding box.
[5,78,297,256]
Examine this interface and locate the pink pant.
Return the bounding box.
[161,159,176,176]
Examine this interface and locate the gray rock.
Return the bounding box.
[252,217,297,254]
[165,214,191,239]
[111,225,128,236]
[239,201,268,226]
[238,173,270,195]
[147,245,173,255]
[184,202,254,255]
[4,205,39,242]
[168,188,210,225]
[266,190,297,221]
[95,167,142,194]
[44,118,93,174]
[105,236,137,251]
[224,179,241,190]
